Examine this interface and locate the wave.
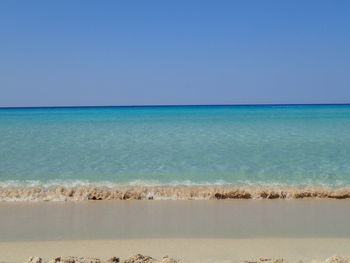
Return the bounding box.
[1,180,350,201]
[1,178,349,188]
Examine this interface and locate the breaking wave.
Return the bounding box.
[1,179,350,201]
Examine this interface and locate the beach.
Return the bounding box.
[1,200,350,262]
[3,238,350,263]
[2,0,350,262]
[1,106,350,262]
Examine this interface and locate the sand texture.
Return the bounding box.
[1,240,350,263]
[2,185,350,201]
[1,200,350,263]
[1,200,350,241]
[13,254,350,263]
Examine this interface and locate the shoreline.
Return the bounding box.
[1,185,350,201]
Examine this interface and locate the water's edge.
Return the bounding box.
[2,185,350,201]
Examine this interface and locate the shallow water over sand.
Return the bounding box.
[1,105,350,188]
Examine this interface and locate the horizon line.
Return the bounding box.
[1,103,350,110]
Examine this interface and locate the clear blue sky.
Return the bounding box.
[1,0,350,107]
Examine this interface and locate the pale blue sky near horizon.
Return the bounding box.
[1,0,350,107]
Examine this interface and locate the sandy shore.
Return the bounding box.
[1,200,350,241]
[1,200,350,262]
[2,185,350,201]
[2,238,350,263]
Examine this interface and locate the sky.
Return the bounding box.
[0,0,350,107]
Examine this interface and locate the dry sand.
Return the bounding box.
[0,200,350,262]
[2,238,350,263]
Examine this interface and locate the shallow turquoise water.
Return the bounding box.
[1,105,350,187]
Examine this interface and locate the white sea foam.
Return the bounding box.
[0,179,349,189]
[1,179,350,202]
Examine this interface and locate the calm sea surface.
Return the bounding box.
[1,105,350,187]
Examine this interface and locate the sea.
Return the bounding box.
[1,104,350,200]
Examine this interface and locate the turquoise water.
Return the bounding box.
[1,105,350,187]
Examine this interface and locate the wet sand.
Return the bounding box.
[2,185,350,201]
[0,200,350,262]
